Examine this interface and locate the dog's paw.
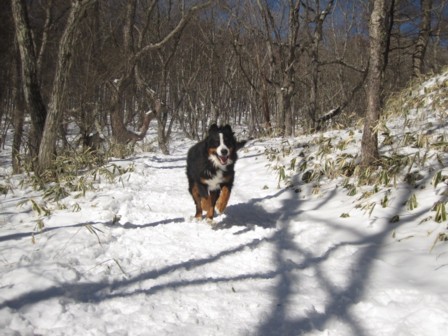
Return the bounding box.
[206,218,218,227]
[189,215,202,222]
[215,203,226,215]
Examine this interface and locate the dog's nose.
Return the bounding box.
[220,149,228,156]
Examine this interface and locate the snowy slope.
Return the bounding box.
[1,72,448,335]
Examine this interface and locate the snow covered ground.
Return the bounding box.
[1,72,448,335]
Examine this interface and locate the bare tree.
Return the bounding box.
[361,0,389,166]
[255,0,302,136]
[413,0,433,77]
[38,0,96,172]
[36,0,54,84]
[430,0,448,70]
[11,0,47,160]
[306,0,337,129]
[229,2,273,136]
[12,53,25,173]
[107,0,212,152]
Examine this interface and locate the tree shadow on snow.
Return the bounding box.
[215,189,288,231]
[0,234,278,310]
[254,174,435,336]
[142,155,187,170]
[109,217,185,229]
[0,217,185,244]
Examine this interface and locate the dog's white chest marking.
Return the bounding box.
[204,170,224,191]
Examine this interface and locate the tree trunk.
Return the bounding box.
[261,83,271,133]
[413,0,432,77]
[12,55,25,173]
[282,83,294,137]
[36,0,53,84]
[308,1,336,130]
[11,0,47,161]
[361,0,388,166]
[309,51,319,130]
[38,0,95,172]
[109,89,141,144]
[156,96,170,155]
[276,87,286,135]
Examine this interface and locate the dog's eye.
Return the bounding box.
[209,139,220,148]
[223,136,233,145]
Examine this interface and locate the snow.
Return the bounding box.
[1,72,448,335]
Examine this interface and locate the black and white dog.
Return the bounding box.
[186,124,246,220]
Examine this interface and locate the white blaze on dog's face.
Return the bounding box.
[208,130,234,170]
[217,133,230,163]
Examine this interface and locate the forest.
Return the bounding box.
[1,0,447,174]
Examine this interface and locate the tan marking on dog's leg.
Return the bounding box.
[201,198,210,212]
[202,196,211,213]
[216,186,231,214]
[206,191,218,220]
[191,183,203,218]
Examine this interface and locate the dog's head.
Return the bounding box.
[206,124,239,169]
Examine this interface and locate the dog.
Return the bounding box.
[187,124,246,221]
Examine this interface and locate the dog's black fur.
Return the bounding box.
[186,124,246,220]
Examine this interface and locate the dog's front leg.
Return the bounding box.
[205,190,219,220]
[191,183,203,219]
[216,185,231,214]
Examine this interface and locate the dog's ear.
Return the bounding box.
[208,124,219,133]
[223,124,233,134]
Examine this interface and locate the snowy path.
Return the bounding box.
[1,138,448,336]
